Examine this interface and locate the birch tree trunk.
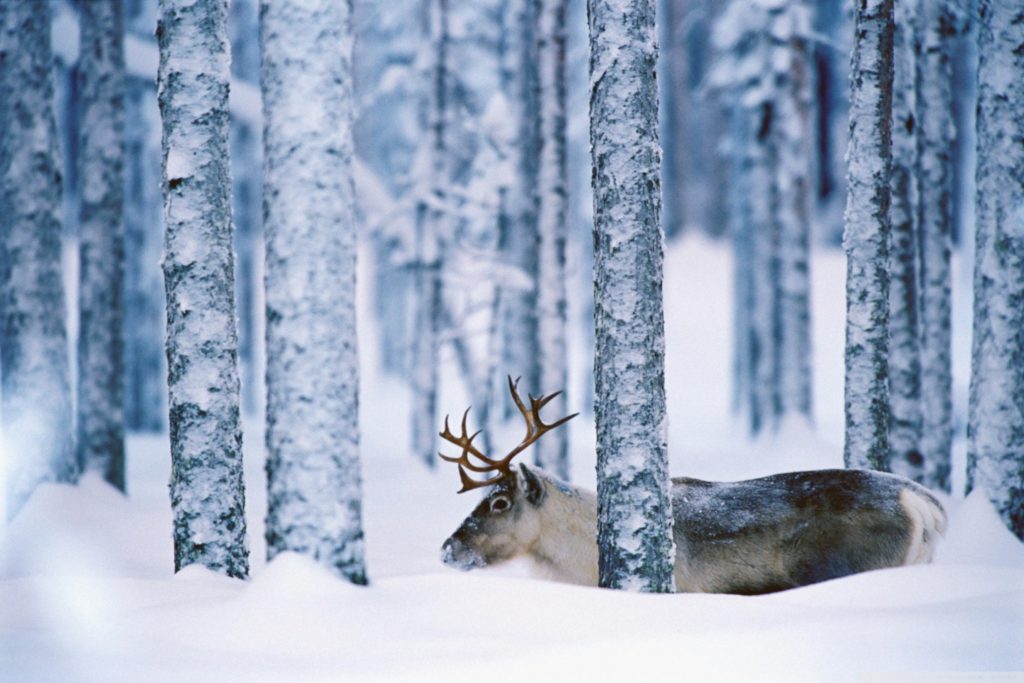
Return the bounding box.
[0,1,75,518]
[501,0,541,417]
[717,0,812,435]
[262,0,367,584]
[123,77,167,433]
[590,0,675,593]
[967,0,1024,541]
[158,0,248,578]
[914,1,955,493]
[77,0,127,491]
[230,0,263,417]
[533,0,570,480]
[843,0,894,471]
[409,0,447,468]
[772,2,813,425]
[887,0,922,482]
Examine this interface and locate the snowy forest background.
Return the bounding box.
[1,0,1023,680]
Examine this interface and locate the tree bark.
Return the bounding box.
[967,0,1024,541]
[771,2,813,425]
[77,0,127,491]
[590,0,675,592]
[533,0,570,480]
[843,0,894,471]
[887,0,922,482]
[500,0,541,418]
[409,0,447,468]
[915,0,955,493]
[0,1,76,518]
[261,0,367,584]
[123,76,167,433]
[158,0,249,578]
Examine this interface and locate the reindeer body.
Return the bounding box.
[442,465,947,594]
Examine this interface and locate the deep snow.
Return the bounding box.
[1,237,1023,682]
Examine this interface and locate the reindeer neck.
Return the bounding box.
[530,478,599,586]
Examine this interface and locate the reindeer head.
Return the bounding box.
[439,376,577,571]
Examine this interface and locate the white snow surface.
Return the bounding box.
[2,238,1023,681]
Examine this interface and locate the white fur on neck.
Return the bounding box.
[525,474,599,586]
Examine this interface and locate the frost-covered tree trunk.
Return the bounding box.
[772,2,813,424]
[715,0,812,435]
[590,0,675,593]
[967,0,1024,542]
[887,0,922,481]
[123,77,168,433]
[500,0,541,417]
[914,1,955,493]
[727,101,754,417]
[533,0,570,480]
[157,0,248,578]
[0,1,75,518]
[77,0,127,491]
[813,0,852,245]
[261,0,367,584]
[409,0,448,468]
[658,0,685,239]
[843,0,894,472]
[230,0,263,417]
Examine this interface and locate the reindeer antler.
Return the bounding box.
[439,375,579,493]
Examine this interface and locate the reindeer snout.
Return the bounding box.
[441,535,485,570]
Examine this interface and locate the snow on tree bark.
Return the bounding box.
[230,0,263,417]
[914,1,955,493]
[713,0,813,435]
[533,0,570,480]
[409,0,448,469]
[746,88,776,436]
[812,0,851,227]
[124,76,168,434]
[500,0,542,418]
[727,102,754,418]
[261,0,367,584]
[77,0,127,491]
[887,0,923,482]
[967,0,1024,541]
[843,0,894,472]
[157,0,248,578]
[0,1,76,518]
[771,2,813,424]
[589,0,675,592]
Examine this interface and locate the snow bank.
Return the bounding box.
[2,237,1022,681]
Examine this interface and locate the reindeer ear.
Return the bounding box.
[519,464,545,506]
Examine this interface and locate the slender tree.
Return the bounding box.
[714,0,813,435]
[915,0,955,493]
[123,77,167,434]
[843,0,894,471]
[967,0,1024,541]
[0,1,75,518]
[261,0,368,584]
[409,0,448,468]
[533,0,571,480]
[811,0,851,236]
[230,0,263,416]
[888,0,922,481]
[157,0,248,577]
[590,0,675,592]
[771,1,813,426]
[500,0,542,418]
[77,0,127,491]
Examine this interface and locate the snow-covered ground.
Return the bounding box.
[2,237,1023,682]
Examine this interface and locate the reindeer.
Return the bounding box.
[440,378,947,594]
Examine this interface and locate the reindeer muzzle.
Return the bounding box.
[441,536,486,570]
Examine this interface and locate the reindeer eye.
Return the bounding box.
[490,496,511,513]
